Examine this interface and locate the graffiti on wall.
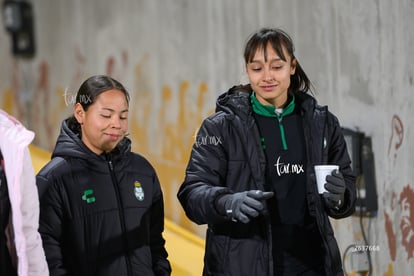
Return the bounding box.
[387,115,404,165]
[383,114,413,275]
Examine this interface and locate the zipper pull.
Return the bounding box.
[275,109,283,123]
[106,153,114,170]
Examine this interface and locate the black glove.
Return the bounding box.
[323,170,345,210]
[216,190,274,223]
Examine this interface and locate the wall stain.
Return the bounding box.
[129,55,212,234]
[387,115,403,162]
[383,263,393,276]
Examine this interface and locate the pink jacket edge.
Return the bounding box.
[0,110,49,276]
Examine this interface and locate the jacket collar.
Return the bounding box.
[216,84,317,119]
[52,119,131,161]
[250,92,295,119]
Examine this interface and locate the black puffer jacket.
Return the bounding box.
[37,120,171,276]
[178,85,356,276]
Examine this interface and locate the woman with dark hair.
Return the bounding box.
[37,75,171,276]
[178,28,356,275]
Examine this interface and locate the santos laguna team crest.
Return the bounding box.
[134,181,145,201]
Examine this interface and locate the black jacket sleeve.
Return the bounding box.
[325,114,357,219]
[150,174,172,276]
[37,172,73,276]
[177,115,232,225]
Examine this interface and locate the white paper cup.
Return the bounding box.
[314,165,339,194]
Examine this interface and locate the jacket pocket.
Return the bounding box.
[226,237,268,276]
[204,227,269,276]
[203,227,229,275]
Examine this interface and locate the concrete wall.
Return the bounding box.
[1,0,413,274]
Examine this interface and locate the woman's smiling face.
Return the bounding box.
[74,89,129,154]
[246,42,296,108]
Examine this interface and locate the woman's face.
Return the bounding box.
[74,89,129,155]
[246,42,296,108]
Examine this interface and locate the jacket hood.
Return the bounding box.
[52,119,131,160]
[216,84,318,119]
[215,84,253,120]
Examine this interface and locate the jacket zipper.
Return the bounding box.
[246,116,274,275]
[275,115,288,150]
[107,155,132,276]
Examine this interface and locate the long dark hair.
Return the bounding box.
[67,75,130,134]
[243,28,313,94]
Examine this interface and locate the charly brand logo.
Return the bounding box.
[134,181,145,201]
[193,128,223,148]
[63,87,93,106]
[274,156,305,176]
[82,189,96,203]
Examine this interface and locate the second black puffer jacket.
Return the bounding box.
[178,84,356,276]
